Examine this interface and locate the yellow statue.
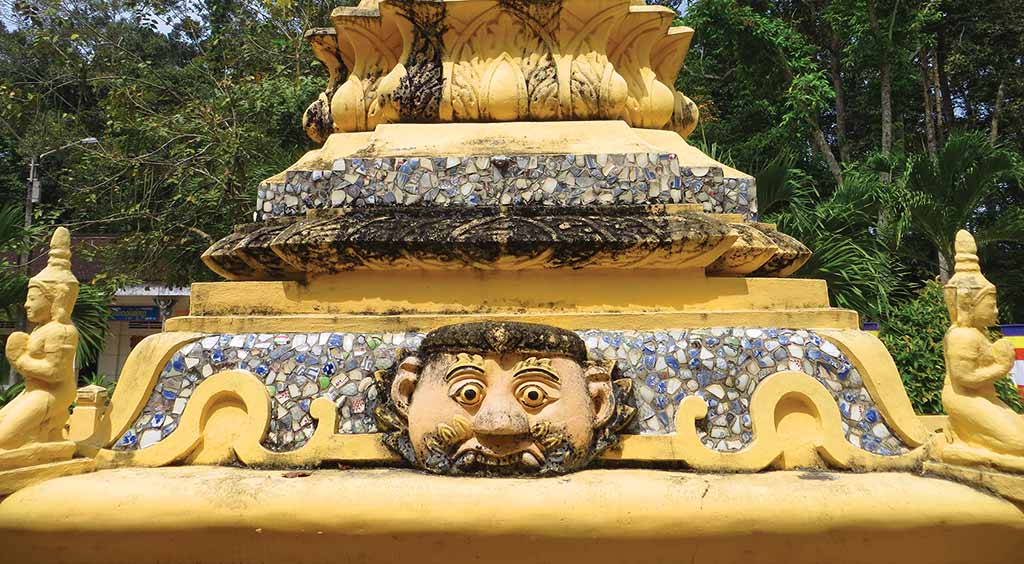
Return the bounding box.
[939,230,1024,472]
[0,227,80,470]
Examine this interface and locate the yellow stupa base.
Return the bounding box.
[1,466,1021,564]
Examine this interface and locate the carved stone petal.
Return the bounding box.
[705,222,780,277]
[751,227,813,278]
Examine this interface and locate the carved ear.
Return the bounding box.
[391,356,423,418]
[585,362,615,429]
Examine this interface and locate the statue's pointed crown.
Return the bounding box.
[946,230,994,290]
[31,227,79,290]
[944,230,996,323]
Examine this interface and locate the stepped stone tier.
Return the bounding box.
[2,2,1024,563]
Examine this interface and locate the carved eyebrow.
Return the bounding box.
[513,366,560,384]
[444,364,485,382]
[443,353,487,382]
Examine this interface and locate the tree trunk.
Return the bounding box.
[779,59,843,186]
[991,80,1006,143]
[880,60,893,158]
[930,51,946,146]
[936,29,956,127]
[939,249,952,283]
[809,117,844,187]
[867,1,893,165]
[920,54,939,161]
[828,27,851,163]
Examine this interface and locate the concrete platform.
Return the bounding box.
[0,467,1021,564]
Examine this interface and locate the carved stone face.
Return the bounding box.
[24,286,51,324]
[377,322,634,476]
[391,353,613,475]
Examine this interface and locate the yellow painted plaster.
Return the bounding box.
[90,355,924,474]
[1,467,1021,564]
[166,310,860,335]
[95,371,392,469]
[285,121,745,178]
[185,271,837,316]
[817,329,931,447]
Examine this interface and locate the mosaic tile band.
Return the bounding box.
[255,154,756,221]
[114,329,907,457]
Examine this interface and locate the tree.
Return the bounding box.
[896,132,1024,281]
[0,0,337,286]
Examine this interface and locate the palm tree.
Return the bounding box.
[0,205,111,390]
[896,132,1024,281]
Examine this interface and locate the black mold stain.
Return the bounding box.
[303,96,333,145]
[499,0,562,33]
[204,206,734,280]
[393,0,447,122]
[499,0,563,120]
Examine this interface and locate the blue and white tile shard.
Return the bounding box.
[255,154,756,221]
[114,329,909,457]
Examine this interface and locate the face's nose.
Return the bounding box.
[472,392,530,438]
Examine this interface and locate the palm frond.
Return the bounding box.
[901,132,1024,267]
[0,205,45,257]
[755,157,818,217]
[764,162,910,320]
[975,207,1024,246]
[0,381,25,409]
[72,284,113,368]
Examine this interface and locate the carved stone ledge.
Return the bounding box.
[204,206,741,278]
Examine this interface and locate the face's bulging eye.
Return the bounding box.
[450,380,485,407]
[516,383,550,409]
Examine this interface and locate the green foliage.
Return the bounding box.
[0,0,336,287]
[881,281,1024,415]
[680,0,834,166]
[897,131,1024,273]
[880,282,950,414]
[751,157,910,321]
[0,381,25,410]
[72,284,112,368]
[79,372,116,398]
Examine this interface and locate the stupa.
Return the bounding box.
[1,1,1022,562]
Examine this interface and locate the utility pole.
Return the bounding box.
[20,156,37,279]
[19,137,99,279]
[14,156,38,342]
